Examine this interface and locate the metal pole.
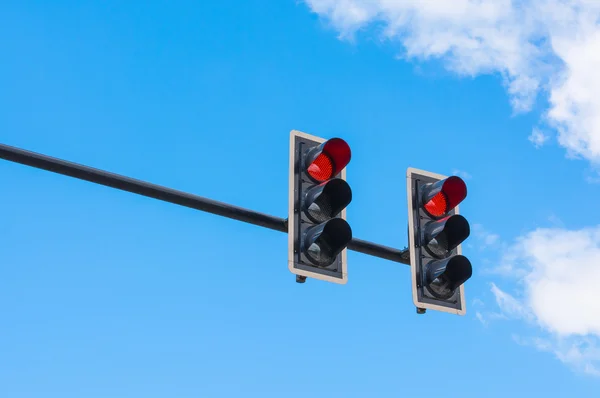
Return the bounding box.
[0,143,286,231]
[0,143,410,265]
[348,238,409,264]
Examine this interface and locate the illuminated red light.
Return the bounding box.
[307,153,334,182]
[424,192,447,217]
[305,138,351,182]
[422,176,467,218]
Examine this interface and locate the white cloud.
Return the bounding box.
[505,227,600,336]
[304,0,600,167]
[460,221,600,376]
[529,128,549,148]
[492,226,600,376]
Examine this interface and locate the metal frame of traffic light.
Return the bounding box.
[288,130,352,284]
[406,167,472,316]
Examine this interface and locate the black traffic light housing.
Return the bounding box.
[407,167,472,315]
[288,130,352,284]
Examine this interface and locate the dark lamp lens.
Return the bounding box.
[426,234,449,257]
[425,255,472,299]
[303,218,352,267]
[303,179,352,224]
[422,215,470,259]
[306,240,335,266]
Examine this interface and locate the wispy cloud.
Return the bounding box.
[475,309,508,327]
[471,223,500,249]
[547,213,565,228]
[513,334,600,377]
[304,0,600,168]
[529,128,549,148]
[584,168,600,184]
[452,169,472,180]
[476,311,488,327]
[472,298,485,308]
[490,283,534,323]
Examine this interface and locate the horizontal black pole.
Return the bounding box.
[348,238,410,264]
[0,143,287,232]
[0,143,409,265]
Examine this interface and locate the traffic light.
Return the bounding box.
[288,130,352,284]
[406,167,472,315]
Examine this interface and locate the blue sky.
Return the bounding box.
[1,1,599,396]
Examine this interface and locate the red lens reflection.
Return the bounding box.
[307,153,334,182]
[424,192,447,217]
